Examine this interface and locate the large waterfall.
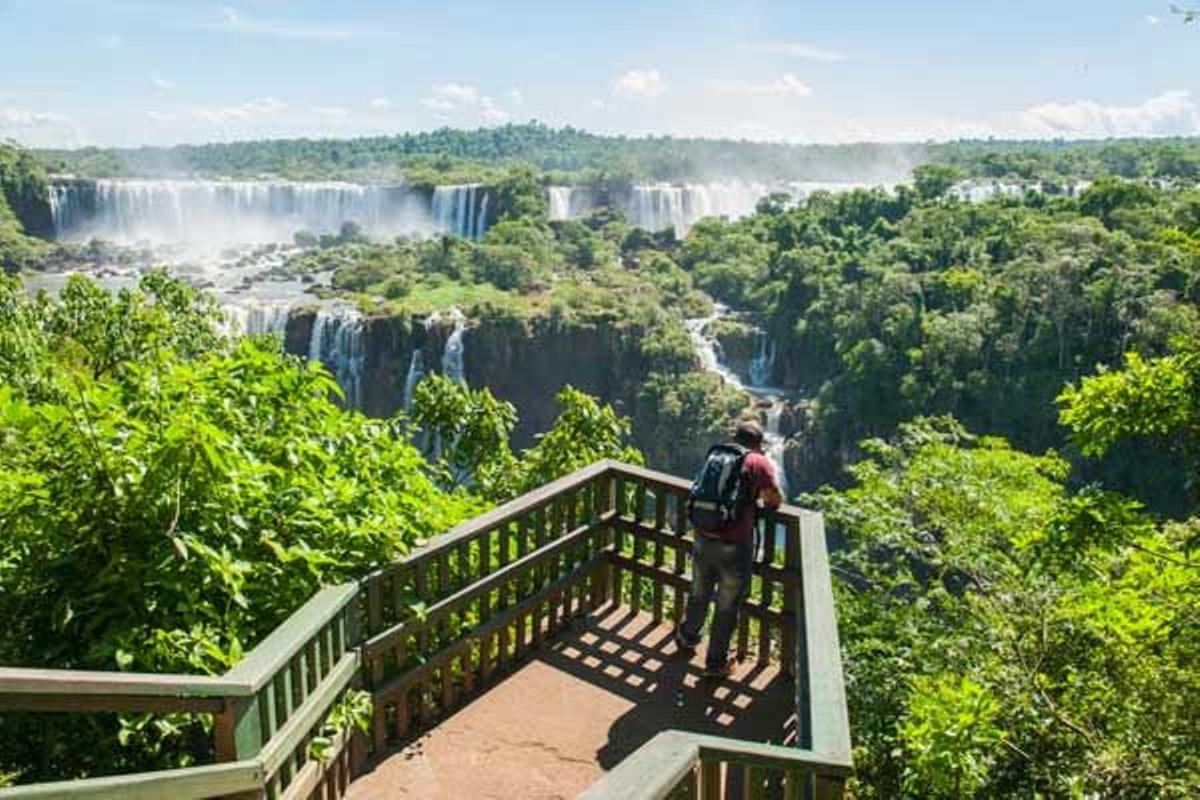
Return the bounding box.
[48,179,430,246]
[431,184,491,239]
[626,181,771,234]
[308,307,366,408]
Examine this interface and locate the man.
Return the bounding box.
[675,420,783,678]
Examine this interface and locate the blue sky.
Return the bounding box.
[1,0,1197,147]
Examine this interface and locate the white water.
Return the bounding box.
[48,179,432,248]
[219,299,291,338]
[440,308,467,383]
[949,179,1092,203]
[686,306,790,497]
[548,185,596,221]
[308,306,366,408]
[748,333,777,389]
[431,184,491,239]
[402,348,426,413]
[626,180,877,234]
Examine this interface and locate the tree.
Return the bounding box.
[812,416,1199,798]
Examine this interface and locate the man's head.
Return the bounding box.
[733,420,765,452]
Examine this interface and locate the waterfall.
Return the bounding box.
[431,184,491,239]
[686,306,790,496]
[762,401,790,498]
[440,308,467,384]
[748,333,777,388]
[219,300,291,338]
[547,186,594,221]
[308,307,366,408]
[627,181,771,234]
[548,187,570,221]
[402,349,425,412]
[46,178,428,245]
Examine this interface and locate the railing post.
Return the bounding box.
[213,695,267,799]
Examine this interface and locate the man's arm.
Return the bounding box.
[759,484,783,510]
[755,455,784,509]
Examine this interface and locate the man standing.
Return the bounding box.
[675,420,783,678]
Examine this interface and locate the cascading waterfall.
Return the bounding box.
[402,349,426,413]
[441,308,467,384]
[46,178,428,245]
[308,307,366,408]
[686,307,790,496]
[431,184,491,239]
[748,333,777,388]
[627,181,771,234]
[220,300,291,338]
[548,186,572,221]
[547,186,596,221]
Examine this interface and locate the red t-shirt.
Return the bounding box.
[701,451,780,544]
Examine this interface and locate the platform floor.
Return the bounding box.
[347,606,796,800]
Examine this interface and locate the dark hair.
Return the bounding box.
[733,420,764,450]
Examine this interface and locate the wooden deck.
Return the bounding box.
[347,606,795,800]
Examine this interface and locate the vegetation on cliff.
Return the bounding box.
[0,143,49,271]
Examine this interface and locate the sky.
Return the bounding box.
[0,0,1197,148]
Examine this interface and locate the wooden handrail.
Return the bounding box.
[222,583,358,692]
[0,761,264,800]
[578,730,852,800]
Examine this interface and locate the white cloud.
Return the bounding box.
[95,33,123,49]
[508,88,524,103]
[711,73,812,97]
[420,83,511,125]
[1146,14,1161,24]
[146,110,178,123]
[1018,90,1199,137]
[150,72,176,91]
[312,105,351,119]
[611,68,667,98]
[0,107,67,127]
[191,96,288,123]
[757,42,847,62]
[480,96,510,123]
[210,6,351,41]
[369,97,392,110]
[0,106,79,147]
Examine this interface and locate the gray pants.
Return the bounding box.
[678,537,753,670]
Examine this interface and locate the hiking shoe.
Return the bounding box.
[703,657,737,679]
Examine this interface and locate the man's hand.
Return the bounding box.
[759,486,783,510]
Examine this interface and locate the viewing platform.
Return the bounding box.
[0,461,852,800]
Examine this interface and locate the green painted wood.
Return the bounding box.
[0,669,232,705]
[699,761,721,799]
[742,765,767,800]
[577,732,700,800]
[224,584,358,693]
[0,693,223,715]
[259,651,360,777]
[796,511,853,766]
[0,761,264,800]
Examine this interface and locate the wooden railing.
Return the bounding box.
[0,585,362,800]
[0,460,852,799]
[578,730,853,800]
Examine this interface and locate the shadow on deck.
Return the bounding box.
[348,606,794,800]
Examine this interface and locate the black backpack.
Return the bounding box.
[686,444,750,533]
